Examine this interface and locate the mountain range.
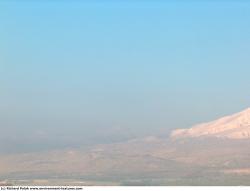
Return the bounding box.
[1,108,250,186]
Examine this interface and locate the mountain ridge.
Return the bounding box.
[2,108,250,185]
[171,108,250,139]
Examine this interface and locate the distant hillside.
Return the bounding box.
[1,108,250,185]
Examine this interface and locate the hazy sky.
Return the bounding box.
[1,1,250,153]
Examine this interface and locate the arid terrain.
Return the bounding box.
[1,108,250,186]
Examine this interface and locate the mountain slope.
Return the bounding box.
[2,108,250,185]
[171,108,250,139]
[1,137,250,185]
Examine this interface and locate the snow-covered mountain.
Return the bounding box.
[2,108,250,185]
[171,108,250,139]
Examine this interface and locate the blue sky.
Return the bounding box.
[1,1,250,152]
